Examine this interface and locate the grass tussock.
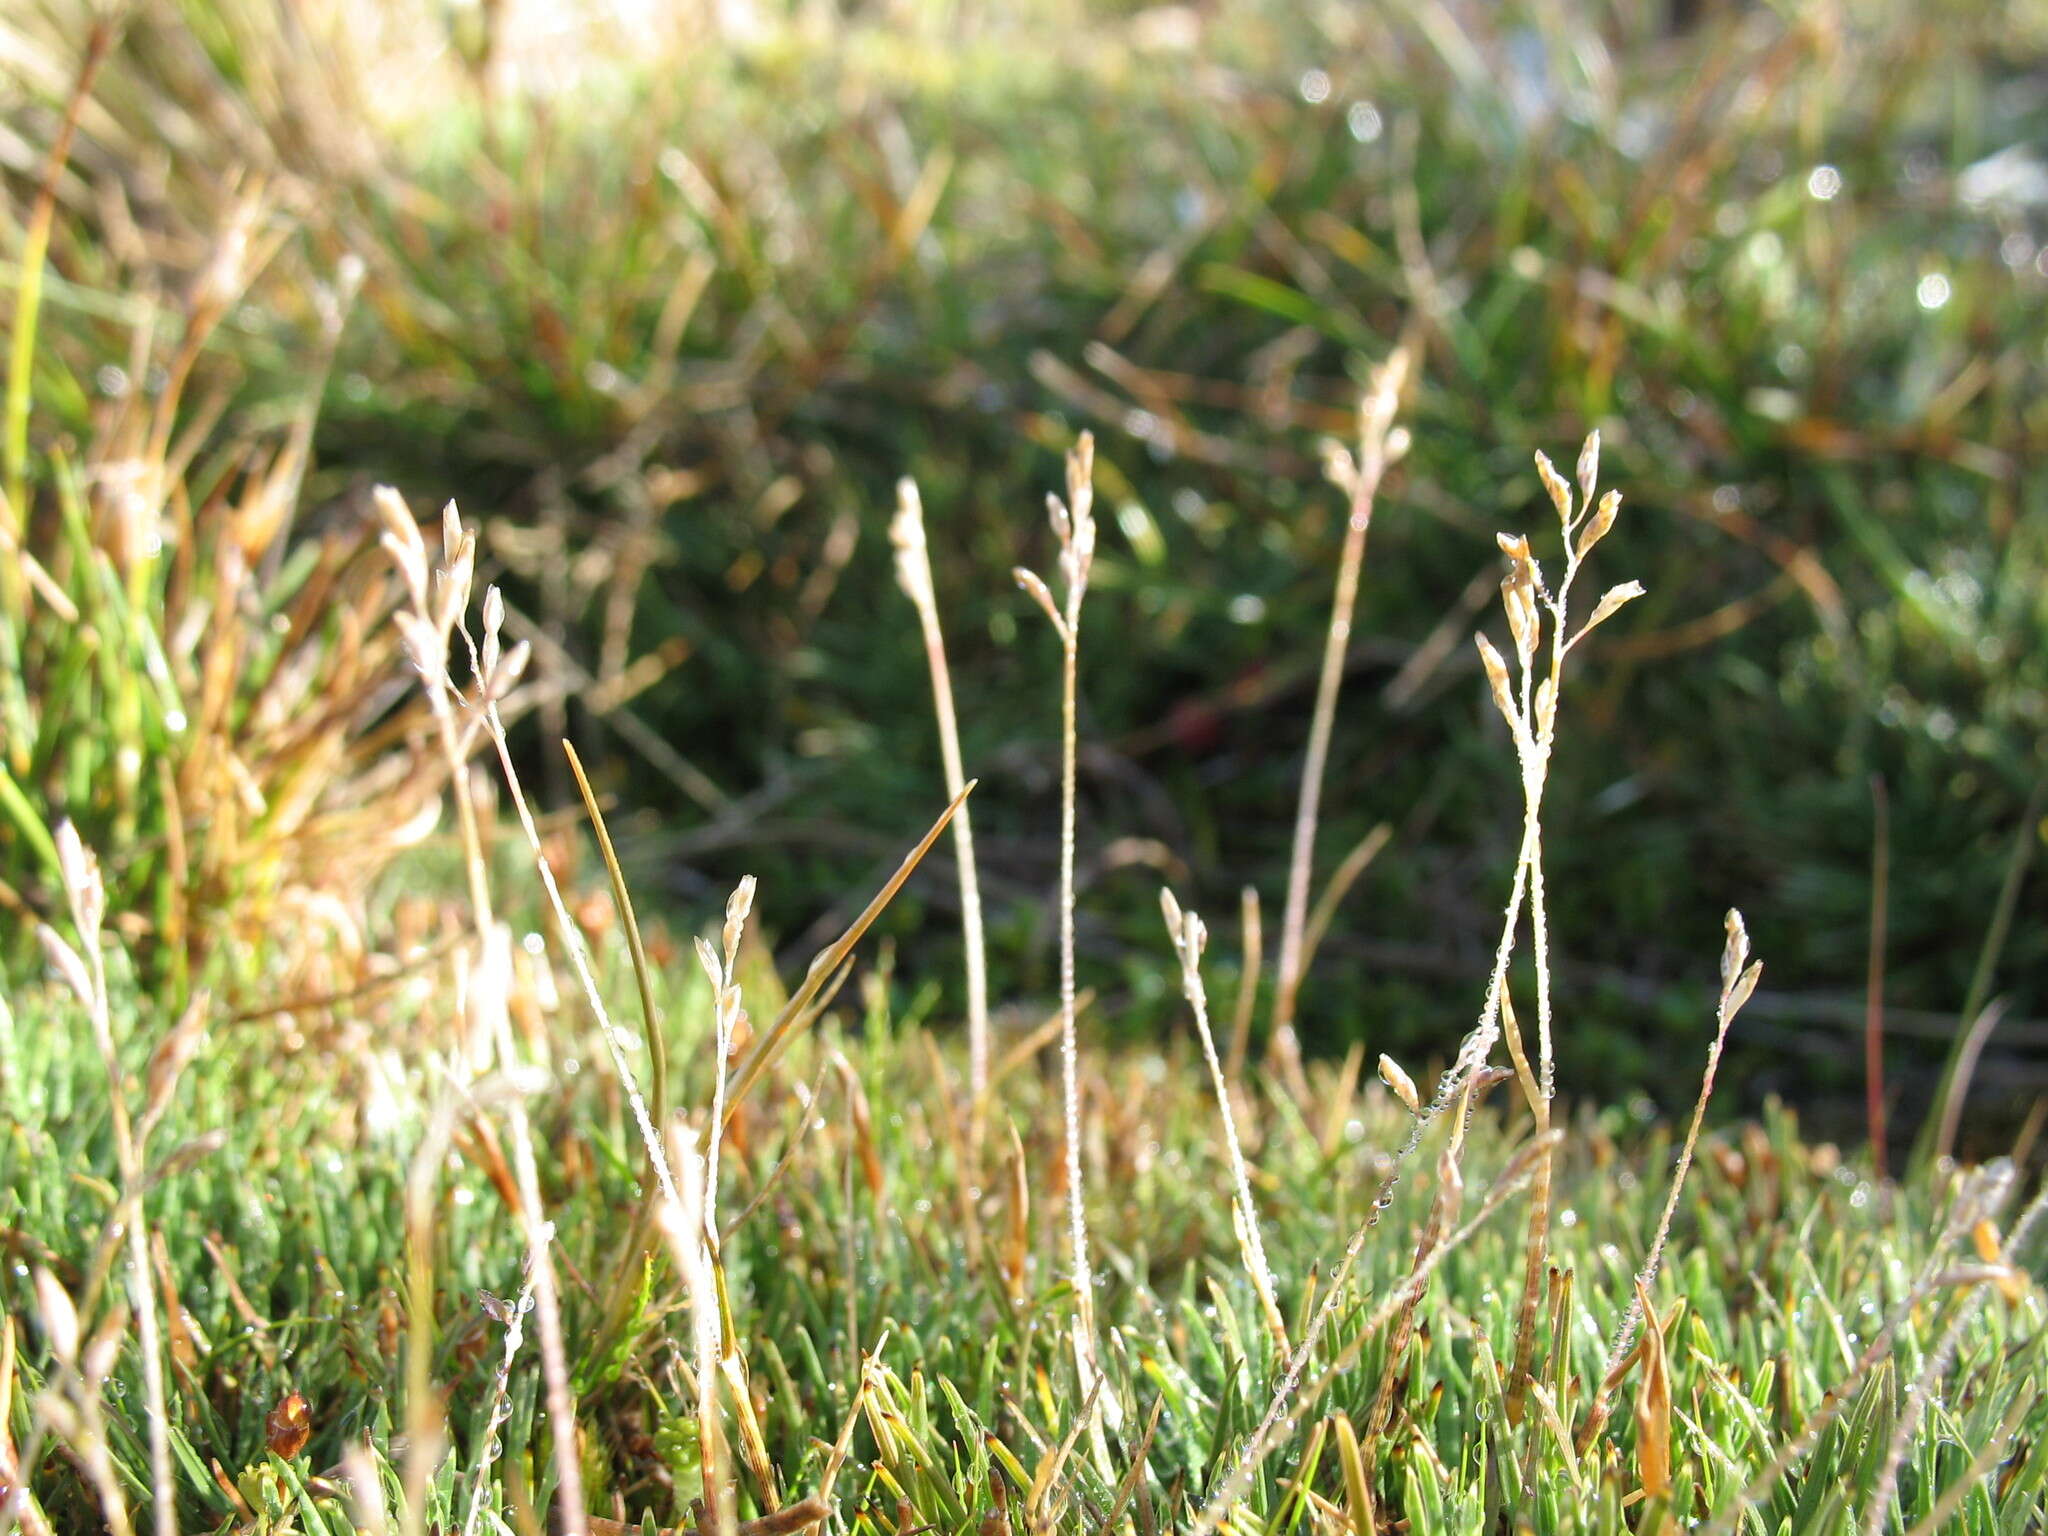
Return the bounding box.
[0,39,490,995]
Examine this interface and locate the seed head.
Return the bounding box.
[1534,450,1573,524]
[1379,1053,1421,1116]
[1575,490,1621,559]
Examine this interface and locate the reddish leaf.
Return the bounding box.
[265,1391,311,1459]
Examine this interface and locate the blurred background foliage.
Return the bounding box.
[4,0,2045,1134]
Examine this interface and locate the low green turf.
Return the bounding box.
[1,884,2043,1534]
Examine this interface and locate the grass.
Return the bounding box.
[1013,429,1105,1416]
[9,0,2047,1117]
[2,869,2044,1532]
[2,421,2045,1530]
[2,4,2047,1532]
[0,36,447,992]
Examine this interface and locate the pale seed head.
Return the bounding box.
[1475,633,1517,726]
[1534,450,1573,524]
[1379,1053,1421,1116]
[1575,489,1621,560]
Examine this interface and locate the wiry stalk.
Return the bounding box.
[1014,432,1103,1408]
[1059,622,1083,1321]
[1161,888,1283,1346]
[1212,427,1646,1529]
[1227,886,1261,1081]
[1930,999,2009,1168]
[463,1273,538,1536]
[1477,434,1641,1428]
[891,479,990,1147]
[1577,910,1761,1453]
[41,826,175,1536]
[1865,774,1890,1179]
[687,876,754,1534]
[1351,431,1635,1437]
[377,490,587,1536]
[1919,768,2046,1169]
[664,1126,735,1536]
[1271,350,1408,1068]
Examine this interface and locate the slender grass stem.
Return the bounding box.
[1162,889,1282,1345]
[891,480,990,1152]
[1015,432,1103,1411]
[378,491,588,1535]
[1271,350,1408,1064]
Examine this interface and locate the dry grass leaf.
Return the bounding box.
[1633,1281,1672,1505]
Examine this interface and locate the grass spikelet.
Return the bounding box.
[1376,1053,1420,1117]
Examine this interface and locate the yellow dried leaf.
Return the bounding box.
[1633,1281,1672,1500]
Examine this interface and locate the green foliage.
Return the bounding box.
[0,922,2042,1533]
[2,11,2046,1527]
[17,0,2041,1112]
[0,80,448,989]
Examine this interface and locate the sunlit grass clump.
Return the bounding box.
[0,25,464,996]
